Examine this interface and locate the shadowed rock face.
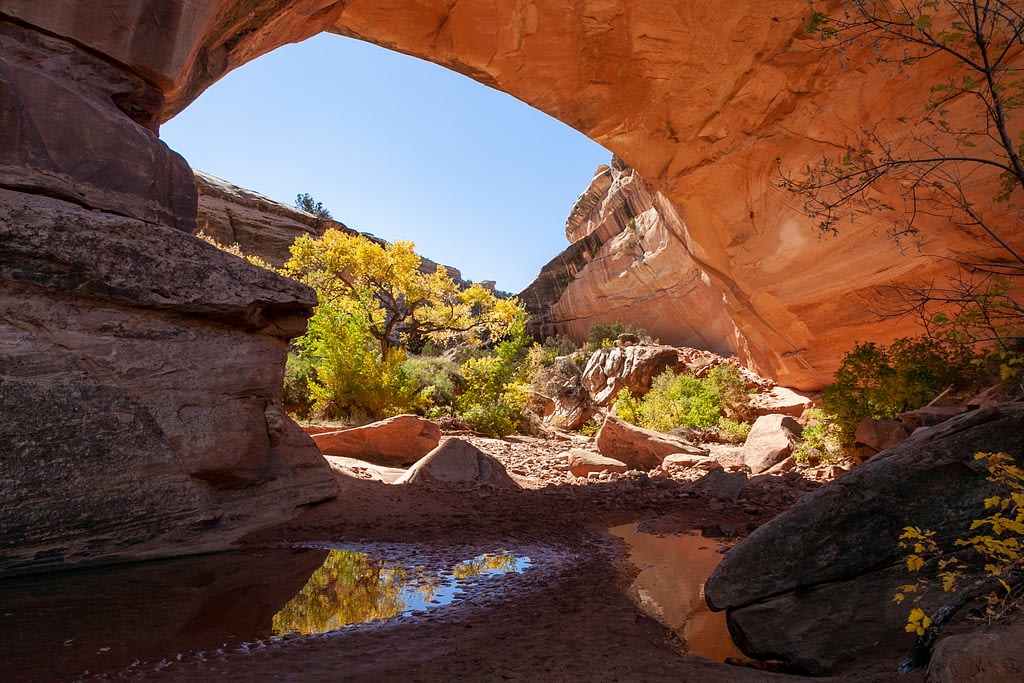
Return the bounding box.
[0,189,337,573]
[1,1,1022,569]
[704,404,1024,674]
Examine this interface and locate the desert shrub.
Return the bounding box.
[894,452,1024,667]
[401,356,462,419]
[577,418,602,437]
[793,408,845,464]
[822,336,978,444]
[613,365,751,433]
[283,352,317,419]
[455,317,532,436]
[297,301,420,421]
[715,418,752,445]
[541,335,579,361]
[584,321,648,351]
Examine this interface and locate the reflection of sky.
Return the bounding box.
[401,555,532,615]
[274,551,531,635]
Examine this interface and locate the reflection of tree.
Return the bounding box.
[451,552,519,580]
[272,551,417,635]
[272,550,525,636]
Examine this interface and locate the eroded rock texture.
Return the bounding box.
[0,190,336,573]
[2,0,1022,569]
[704,404,1024,674]
[3,1,1023,390]
[195,170,345,266]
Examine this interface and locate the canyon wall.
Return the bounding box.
[520,157,737,356]
[1,0,1021,569]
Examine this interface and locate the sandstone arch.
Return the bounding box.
[1,1,1021,570]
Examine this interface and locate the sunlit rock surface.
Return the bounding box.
[2,0,1022,570]
[3,1,1022,390]
[195,170,346,266]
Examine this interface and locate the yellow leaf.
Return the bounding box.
[907,555,924,572]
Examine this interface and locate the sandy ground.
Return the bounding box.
[111,433,924,683]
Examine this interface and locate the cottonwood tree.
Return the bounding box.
[284,229,523,358]
[782,0,1024,350]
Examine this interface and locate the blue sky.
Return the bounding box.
[161,32,610,293]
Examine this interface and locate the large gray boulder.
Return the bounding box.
[704,403,1024,674]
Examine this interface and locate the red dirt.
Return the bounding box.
[114,434,924,682]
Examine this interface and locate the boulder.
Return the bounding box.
[928,622,1024,683]
[582,344,696,405]
[535,357,595,431]
[660,453,720,472]
[0,190,337,574]
[748,386,812,418]
[854,418,913,453]
[686,467,748,501]
[566,449,628,477]
[310,415,441,467]
[395,438,519,488]
[596,416,708,471]
[704,404,1024,674]
[741,414,803,474]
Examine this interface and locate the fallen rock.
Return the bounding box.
[705,404,1024,675]
[535,357,595,431]
[928,621,1024,683]
[660,453,720,471]
[742,414,803,474]
[686,467,748,501]
[395,438,520,488]
[309,415,441,467]
[566,449,628,477]
[582,344,698,405]
[596,416,708,470]
[855,418,912,452]
[748,386,812,418]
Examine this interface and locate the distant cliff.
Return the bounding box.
[520,157,735,357]
[194,171,469,286]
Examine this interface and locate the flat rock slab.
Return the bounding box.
[309,415,440,467]
[395,438,520,488]
[566,449,628,477]
[596,416,708,470]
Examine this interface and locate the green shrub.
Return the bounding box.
[716,418,752,445]
[793,408,845,464]
[283,352,317,418]
[401,356,462,418]
[612,364,751,434]
[455,319,531,436]
[822,336,978,444]
[584,321,648,351]
[297,301,420,421]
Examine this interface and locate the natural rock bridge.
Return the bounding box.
[1,1,1020,571]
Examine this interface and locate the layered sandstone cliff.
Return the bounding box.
[521,158,737,356]
[194,170,469,282]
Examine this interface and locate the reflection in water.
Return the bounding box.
[610,523,749,663]
[0,547,529,681]
[273,550,528,635]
